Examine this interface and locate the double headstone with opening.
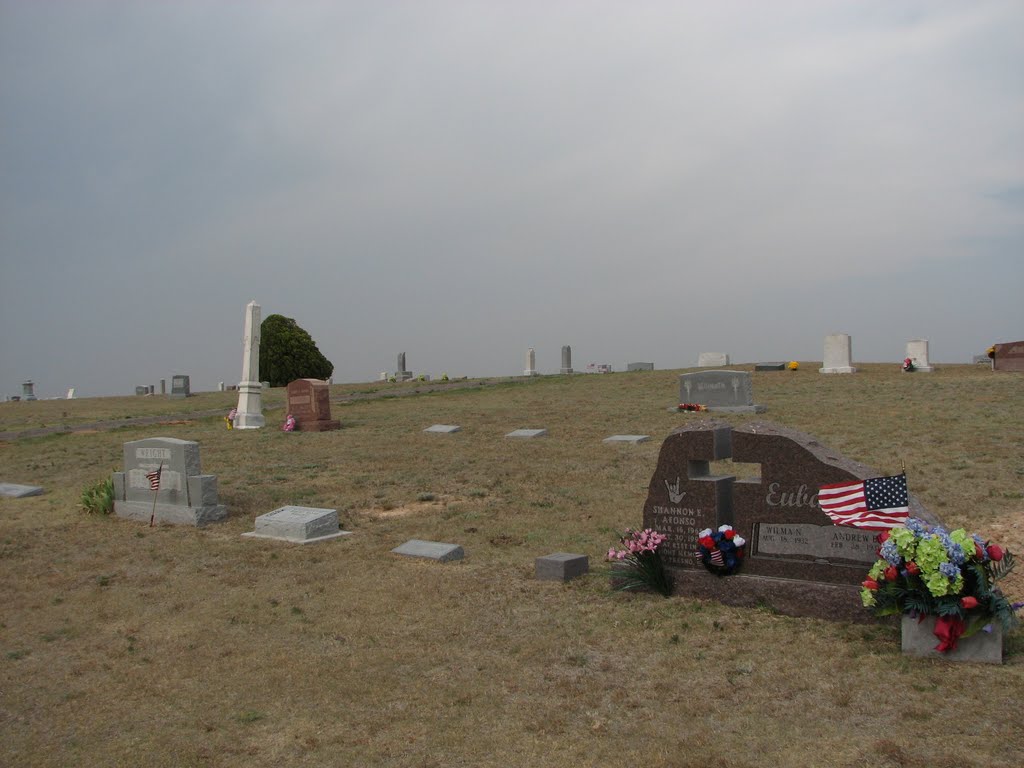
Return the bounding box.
[642,420,937,620]
[112,437,226,526]
[286,379,341,432]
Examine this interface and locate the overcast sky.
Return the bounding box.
[1,1,1022,398]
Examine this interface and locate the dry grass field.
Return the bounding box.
[1,364,1022,767]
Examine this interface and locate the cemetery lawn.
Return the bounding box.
[1,364,1022,767]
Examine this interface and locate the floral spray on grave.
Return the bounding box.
[607,528,673,597]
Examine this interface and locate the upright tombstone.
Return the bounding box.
[627,362,654,372]
[396,352,413,381]
[697,352,729,367]
[678,370,765,413]
[286,379,340,431]
[904,340,934,372]
[65,388,75,399]
[233,300,265,429]
[642,420,937,620]
[170,375,191,398]
[560,345,573,374]
[218,382,225,391]
[135,386,148,396]
[992,341,1024,372]
[524,347,539,376]
[22,381,37,401]
[820,333,856,374]
[112,437,226,526]
[160,379,166,395]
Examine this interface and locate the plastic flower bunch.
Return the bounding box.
[607,528,672,597]
[607,528,666,560]
[696,524,746,575]
[787,361,799,371]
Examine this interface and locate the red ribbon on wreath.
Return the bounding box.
[933,615,966,653]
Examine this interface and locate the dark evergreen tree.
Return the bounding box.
[259,314,334,387]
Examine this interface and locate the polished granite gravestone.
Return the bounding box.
[642,420,938,621]
[112,437,226,526]
[242,506,350,544]
[678,370,765,413]
[286,379,340,432]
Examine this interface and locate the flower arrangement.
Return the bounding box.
[861,518,1019,651]
[902,357,915,372]
[696,525,746,576]
[987,345,996,359]
[282,414,296,432]
[677,403,707,412]
[607,528,672,597]
[787,361,799,371]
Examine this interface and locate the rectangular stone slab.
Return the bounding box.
[242,505,350,544]
[603,435,650,444]
[505,429,548,438]
[901,615,1003,664]
[754,362,786,371]
[0,483,44,498]
[392,539,464,562]
[424,424,461,433]
[535,553,589,582]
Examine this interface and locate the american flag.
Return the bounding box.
[145,467,161,491]
[708,549,724,566]
[818,473,909,530]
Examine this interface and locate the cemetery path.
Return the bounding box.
[0,378,517,441]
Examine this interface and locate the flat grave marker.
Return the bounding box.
[0,482,44,498]
[424,424,461,433]
[505,428,548,439]
[603,434,650,444]
[242,506,350,544]
[535,553,589,582]
[392,539,464,562]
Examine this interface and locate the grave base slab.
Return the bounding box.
[115,500,227,527]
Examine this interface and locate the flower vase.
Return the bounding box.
[900,615,1004,664]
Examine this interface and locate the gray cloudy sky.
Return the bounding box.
[2,1,1022,398]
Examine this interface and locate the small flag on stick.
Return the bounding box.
[147,462,163,527]
[818,473,909,531]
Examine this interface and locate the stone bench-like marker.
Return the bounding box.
[754,362,786,371]
[392,539,464,562]
[505,428,548,439]
[602,435,650,444]
[242,506,350,545]
[535,553,589,582]
[0,482,44,498]
[424,424,461,434]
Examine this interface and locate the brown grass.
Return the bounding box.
[1,364,1022,767]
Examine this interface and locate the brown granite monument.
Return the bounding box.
[642,420,939,621]
[992,340,1024,372]
[285,379,340,432]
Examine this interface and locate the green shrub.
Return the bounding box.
[80,476,114,515]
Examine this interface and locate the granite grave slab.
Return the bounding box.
[755,362,786,371]
[392,539,464,562]
[424,424,461,433]
[0,483,44,498]
[505,428,548,438]
[603,435,650,444]
[536,553,589,582]
[242,505,350,544]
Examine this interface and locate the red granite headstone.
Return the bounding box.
[993,341,1024,372]
[285,379,340,432]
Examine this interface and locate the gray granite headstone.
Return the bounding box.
[242,506,350,544]
[535,553,589,582]
[678,370,765,413]
[392,539,464,562]
[505,428,548,439]
[424,424,461,433]
[112,437,226,526]
[170,375,190,398]
[627,362,654,371]
[0,483,44,498]
[603,435,650,444]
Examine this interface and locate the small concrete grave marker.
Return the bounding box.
[0,483,44,498]
[424,424,461,433]
[505,428,548,439]
[603,435,650,444]
[535,553,589,582]
[242,506,350,544]
[392,539,464,562]
[112,437,226,526]
[678,370,765,413]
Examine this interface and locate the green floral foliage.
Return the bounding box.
[80,476,114,515]
[259,314,334,388]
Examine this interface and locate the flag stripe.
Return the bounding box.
[819,473,909,530]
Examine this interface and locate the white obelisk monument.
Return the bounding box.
[233,300,265,429]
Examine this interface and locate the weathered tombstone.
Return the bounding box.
[170,375,191,398]
[560,345,573,374]
[396,352,413,381]
[65,388,75,399]
[905,340,934,372]
[135,386,148,396]
[524,347,539,376]
[627,362,654,371]
[233,301,265,428]
[21,380,37,401]
[160,379,166,395]
[392,539,464,562]
[820,333,856,374]
[148,385,155,395]
[286,379,340,431]
[0,482,44,498]
[112,437,226,526]
[242,506,350,544]
[505,428,548,439]
[755,362,786,371]
[261,381,271,390]
[678,370,765,413]
[697,352,729,367]
[993,340,1024,372]
[642,420,937,620]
